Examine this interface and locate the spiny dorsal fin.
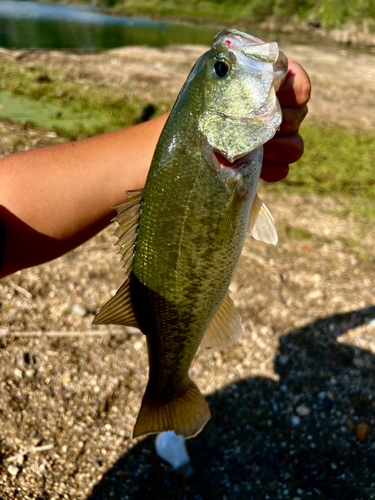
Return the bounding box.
[112,189,143,275]
[92,276,139,327]
[200,292,243,351]
[93,190,143,328]
[248,194,278,245]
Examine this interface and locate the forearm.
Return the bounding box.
[0,59,310,279]
[0,114,168,278]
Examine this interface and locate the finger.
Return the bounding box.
[264,132,304,165]
[264,132,304,164]
[261,161,289,182]
[277,59,311,108]
[278,105,308,136]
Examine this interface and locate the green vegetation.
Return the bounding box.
[51,0,375,30]
[1,57,374,221]
[0,59,162,140]
[263,123,375,220]
[279,225,332,243]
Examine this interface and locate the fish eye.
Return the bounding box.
[213,60,229,78]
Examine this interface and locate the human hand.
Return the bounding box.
[261,59,311,182]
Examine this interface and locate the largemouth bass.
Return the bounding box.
[93,29,287,439]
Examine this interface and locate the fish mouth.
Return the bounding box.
[213,151,250,170]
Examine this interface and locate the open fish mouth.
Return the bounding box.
[213,150,251,170]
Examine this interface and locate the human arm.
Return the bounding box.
[0,59,310,278]
[0,115,168,278]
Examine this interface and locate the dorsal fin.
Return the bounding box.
[200,292,243,351]
[92,190,143,328]
[248,194,278,245]
[111,189,143,275]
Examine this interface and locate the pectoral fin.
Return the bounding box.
[248,194,278,245]
[200,293,243,351]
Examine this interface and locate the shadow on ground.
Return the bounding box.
[88,307,375,500]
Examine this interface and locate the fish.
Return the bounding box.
[93,28,288,439]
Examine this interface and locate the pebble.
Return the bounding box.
[291,416,301,426]
[7,464,19,476]
[355,422,371,442]
[133,341,143,351]
[71,304,86,317]
[126,326,142,334]
[296,404,311,417]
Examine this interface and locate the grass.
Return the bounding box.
[0,59,162,140]
[43,0,375,31]
[264,122,375,220]
[1,58,374,221]
[280,225,330,243]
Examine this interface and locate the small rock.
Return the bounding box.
[355,422,371,442]
[133,341,143,351]
[71,304,86,317]
[7,464,19,476]
[307,289,323,300]
[126,326,141,334]
[291,415,301,426]
[296,404,311,417]
[279,355,289,366]
[14,368,23,379]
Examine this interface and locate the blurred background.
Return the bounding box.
[0,1,375,499]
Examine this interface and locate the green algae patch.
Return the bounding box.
[0,59,158,140]
[0,92,114,136]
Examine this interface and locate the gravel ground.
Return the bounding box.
[0,40,375,499]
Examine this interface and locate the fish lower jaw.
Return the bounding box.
[213,150,252,171]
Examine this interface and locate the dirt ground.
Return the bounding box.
[0,38,375,500]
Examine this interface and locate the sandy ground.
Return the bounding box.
[0,38,375,499]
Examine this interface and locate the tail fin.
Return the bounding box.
[133,379,211,439]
